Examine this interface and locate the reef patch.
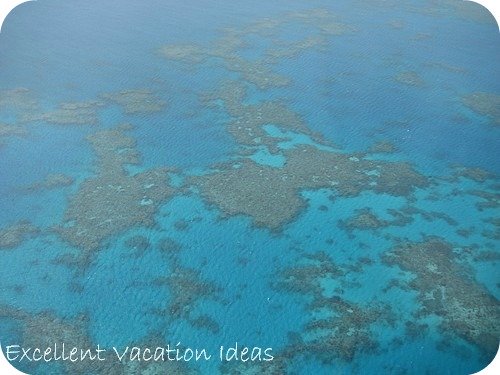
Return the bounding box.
[55,124,176,264]
[462,92,500,126]
[101,89,167,115]
[383,238,500,359]
[0,221,40,250]
[190,145,428,230]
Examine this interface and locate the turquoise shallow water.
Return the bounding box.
[0,0,499,374]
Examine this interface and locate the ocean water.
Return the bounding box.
[0,0,499,374]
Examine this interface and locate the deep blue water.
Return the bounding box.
[0,0,499,374]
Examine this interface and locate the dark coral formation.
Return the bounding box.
[224,56,291,90]
[22,100,106,126]
[190,158,304,229]
[298,296,387,362]
[388,20,405,29]
[451,165,495,183]
[0,307,114,374]
[263,35,328,63]
[102,89,167,114]
[157,237,183,255]
[189,314,220,334]
[201,80,327,151]
[0,221,40,250]
[0,306,196,374]
[3,88,166,128]
[151,235,221,335]
[341,205,456,241]
[468,189,499,211]
[24,173,74,192]
[0,90,36,143]
[473,250,500,263]
[0,122,28,144]
[159,8,353,90]
[190,145,428,230]
[272,252,392,363]
[373,162,429,196]
[383,238,500,359]
[153,257,221,323]
[481,206,499,241]
[423,61,467,74]
[158,44,207,64]
[404,321,429,339]
[55,124,176,263]
[368,140,398,154]
[339,208,391,234]
[462,92,500,125]
[159,40,291,90]
[174,219,190,231]
[124,235,151,257]
[394,71,425,87]
[0,88,38,114]
[274,252,345,294]
[393,205,458,226]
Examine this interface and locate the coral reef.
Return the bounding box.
[189,157,303,229]
[423,61,466,74]
[55,124,176,264]
[395,205,458,226]
[468,190,499,211]
[473,250,500,263]
[272,252,392,363]
[481,208,499,241]
[462,92,500,125]
[394,71,425,87]
[159,8,353,90]
[298,297,385,362]
[153,257,221,323]
[174,219,190,231]
[157,237,183,255]
[263,35,328,63]
[157,44,207,64]
[102,89,166,114]
[24,173,74,192]
[0,88,38,114]
[201,80,327,151]
[189,314,220,334]
[273,252,345,295]
[0,307,117,374]
[451,165,494,183]
[22,100,105,126]
[190,145,428,230]
[388,20,405,29]
[0,306,196,374]
[339,208,390,234]
[373,162,429,197]
[151,236,221,334]
[223,56,290,90]
[124,235,151,257]
[383,238,500,359]
[0,221,40,250]
[368,140,398,154]
[0,122,28,143]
